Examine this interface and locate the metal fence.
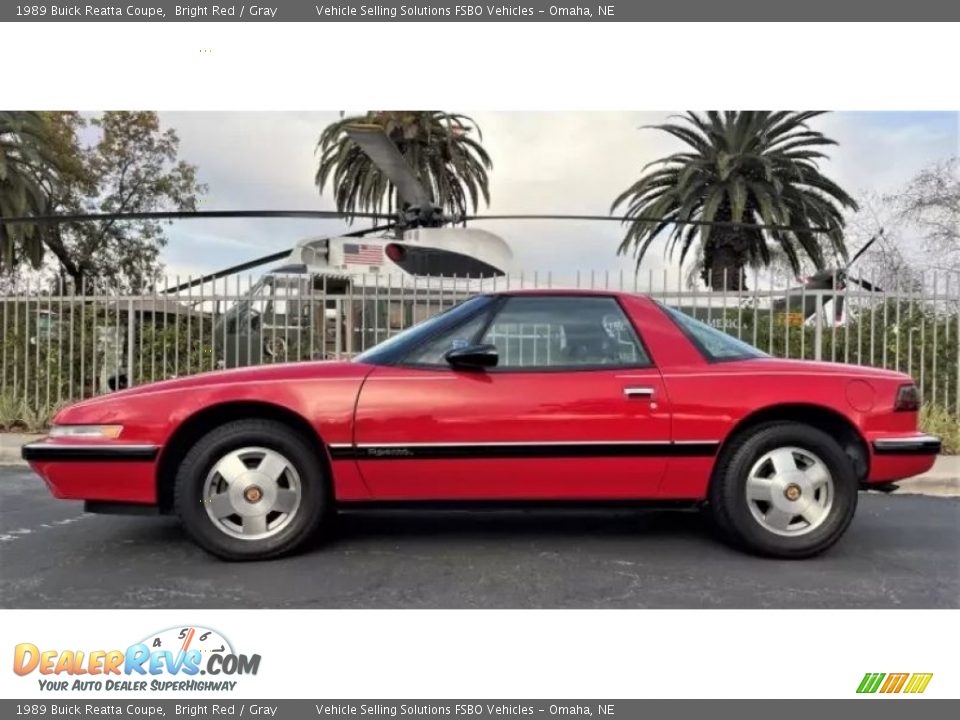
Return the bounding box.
[1,269,958,421]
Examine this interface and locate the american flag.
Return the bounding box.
[343,243,384,266]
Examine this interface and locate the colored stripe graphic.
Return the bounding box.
[903,674,933,694]
[857,673,885,693]
[857,672,932,694]
[880,673,909,693]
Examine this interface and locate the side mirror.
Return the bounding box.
[444,343,499,370]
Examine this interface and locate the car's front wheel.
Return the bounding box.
[708,421,859,558]
[173,419,330,560]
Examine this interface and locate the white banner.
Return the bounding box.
[2,609,956,699]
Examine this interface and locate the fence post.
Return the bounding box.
[814,293,824,361]
[127,297,136,388]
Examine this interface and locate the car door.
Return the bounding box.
[352,294,672,500]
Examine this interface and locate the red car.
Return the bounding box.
[23,290,940,560]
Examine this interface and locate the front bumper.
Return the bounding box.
[21,440,159,504]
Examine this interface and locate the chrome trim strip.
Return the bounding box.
[873,434,941,445]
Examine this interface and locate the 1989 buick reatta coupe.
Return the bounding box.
[23,290,940,560]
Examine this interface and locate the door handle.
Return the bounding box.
[624,387,655,399]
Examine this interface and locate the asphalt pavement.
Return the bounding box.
[1,465,958,609]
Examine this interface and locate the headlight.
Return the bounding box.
[49,425,124,439]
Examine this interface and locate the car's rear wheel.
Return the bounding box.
[173,419,330,560]
[707,421,858,558]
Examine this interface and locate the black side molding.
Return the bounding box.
[329,441,720,461]
[22,442,159,462]
[872,435,942,455]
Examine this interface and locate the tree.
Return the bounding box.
[612,111,858,289]
[41,111,206,292]
[0,111,67,270]
[315,111,491,218]
[886,157,959,272]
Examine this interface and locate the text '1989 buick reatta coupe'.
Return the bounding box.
[23,290,940,560]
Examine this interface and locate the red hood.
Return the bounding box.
[64,360,373,411]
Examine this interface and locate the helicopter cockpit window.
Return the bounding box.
[257,275,312,330]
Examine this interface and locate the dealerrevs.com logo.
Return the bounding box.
[13,626,261,692]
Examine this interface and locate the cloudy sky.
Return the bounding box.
[154,111,958,284]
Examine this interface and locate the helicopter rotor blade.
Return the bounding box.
[461,213,834,234]
[0,209,837,235]
[0,209,393,226]
[846,275,883,292]
[161,223,396,294]
[344,124,432,209]
[844,228,883,271]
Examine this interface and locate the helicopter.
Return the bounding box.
[770,229,884,325]
[0,121,862,382]
[197,124,516,366]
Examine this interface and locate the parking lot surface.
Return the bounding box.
[1,466,958,608]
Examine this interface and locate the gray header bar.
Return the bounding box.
[3,0,960,22]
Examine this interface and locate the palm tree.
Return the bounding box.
[0,111,63,270]
[612,111,858,289]
[316,111,492,218]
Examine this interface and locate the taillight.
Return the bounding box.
[894,384,921,412]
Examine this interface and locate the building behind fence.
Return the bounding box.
[2,270,958,421]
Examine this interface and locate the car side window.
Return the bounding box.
[479,296,649,369]
[402,311,491,366]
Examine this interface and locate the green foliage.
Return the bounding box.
[19,399,61,434]
[613,111,858,289]
[133,315,216,384]
[0,390,21,430]
[921,404,959,455]
[316,111,492,218]
[0,389,62,433]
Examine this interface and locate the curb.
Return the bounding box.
[0,432,42,465]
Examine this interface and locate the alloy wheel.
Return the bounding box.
[202,446,303,540]
[745,446,834,537]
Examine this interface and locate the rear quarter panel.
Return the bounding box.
[619,295,922,496]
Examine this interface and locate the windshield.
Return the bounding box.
[658,303,767,362]
[354,295,494,365]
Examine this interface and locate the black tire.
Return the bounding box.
[707,421,858,558]
[173,418,330,560]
